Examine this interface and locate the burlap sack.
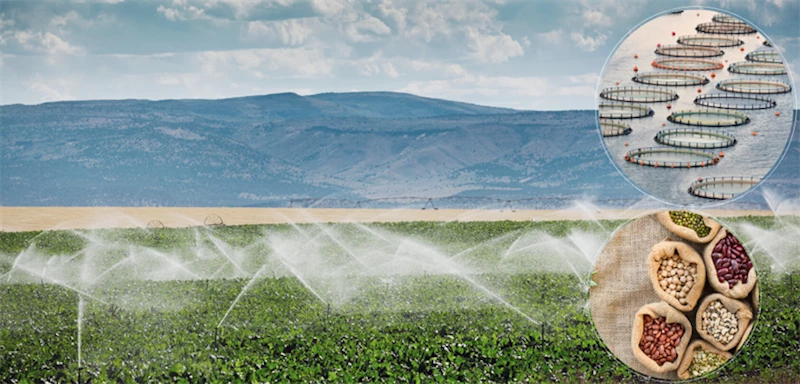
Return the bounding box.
[676,340,733,380]
[656,211,721,244]
[704,228,757,299]
[648,239,706,312]
[631,301,693,373]
[736,322,754,351]
[695,293,753,351]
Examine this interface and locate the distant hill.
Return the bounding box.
[1,92,797,207]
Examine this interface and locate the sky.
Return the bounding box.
[1,0,798,110]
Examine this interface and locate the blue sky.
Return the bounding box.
[1,0,798,110]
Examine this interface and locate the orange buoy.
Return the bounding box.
[634,53,639,59]
[671,163,675,168]
[672,31,676,36]
[711,72,716,78]
[701,162,706,167]
[719,152,725,157]
[633,66,639,72]
[615,81,620,85]
[752,131,757,136]
[697,88,702,93]
[757,35,760,39]
[740,47,745,52]
[657,43,661,48]
[698,177,703,182]
[666,103,672,109]
[624,142,629,146]
[654,162,659,167]
[715,157,720,163]
[776,111,781,116]
[662,122,666,127]
[687,163,691,168]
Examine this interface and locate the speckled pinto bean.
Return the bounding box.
[711,233,753,289]
[639,315,685,365]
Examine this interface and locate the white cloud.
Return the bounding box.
[342,14,392,42]
[465,27,523,63]
[247,19,315,45]
[14,31,84,55]
[198,47,333,78]
[537,29,563,45]
[27,79,74,102]
[582,9,612,27]
[570,31,607,52]
[156,3,208,21]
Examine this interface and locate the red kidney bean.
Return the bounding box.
[639,315,684,365]
[712,233,753,289]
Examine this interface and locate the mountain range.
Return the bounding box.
[1,92,797,208]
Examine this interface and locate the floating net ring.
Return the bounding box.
[696,22,756,35]
[632,72,709,87]
[599,86,679,103]
[716,79,792,94]
[676,35,743,47]
[598,102,654,119]
[694,93,777,110]
[688,176,761,200]
[625,146,719,168]
[667,109,750,127]
[203,214,225,226]
[711,13,748,25]
[652,58,724,71]
[600,119,632,137]
[745,51,782,63]
[654,45,724,58]
[728,62,787,75]
[763,39,772,47]
[655,128,737,149]
[146,220,165,229]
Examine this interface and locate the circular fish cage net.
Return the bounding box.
[688,176,760,200]
[599,86,678,103]
[745,51,782,63]
[655,128,736,149]
[716,79,792,94]
[667,109,750,127]
[203,214,225,226]
[676,35,743,47]
[146,220,165,229]
[652,58,723,71]
[763,40,772,47]
[624,146,720,168]
[600,119,632,137]
[696,22,756,35]
[598,103,654,119]
[694,94,777,110]
[655,45,724,58]
[632,72,709,87]
[728,62,787,75]
[711,13,747,25]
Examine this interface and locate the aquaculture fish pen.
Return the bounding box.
[716,79,792,94]
[632,72,709,87]
[599,86,679,103]
[600,120,633,137]
[624,146,720,168]
[728,62,788,76]
[676,35,743,47]
[598,103,654,119]
[694,94,777,110]
[667,109,750,127]
[652,58,724,71]
[711,13,748,25]
[655,45,724,58]
[745,51,782,63]
[654,128,736,149]
[696,22,756,35]
[688,176,761,200]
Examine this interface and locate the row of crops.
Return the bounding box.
[1,218,798,382]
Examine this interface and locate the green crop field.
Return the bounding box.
[1,217,798,383]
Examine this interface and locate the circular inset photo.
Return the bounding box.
[597,9,796,205]
[590,211,758,381]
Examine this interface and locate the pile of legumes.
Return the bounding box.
[711,232,753,288]
[669,211,711,237]
[657,254,698,306]
[639,315,685,365]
